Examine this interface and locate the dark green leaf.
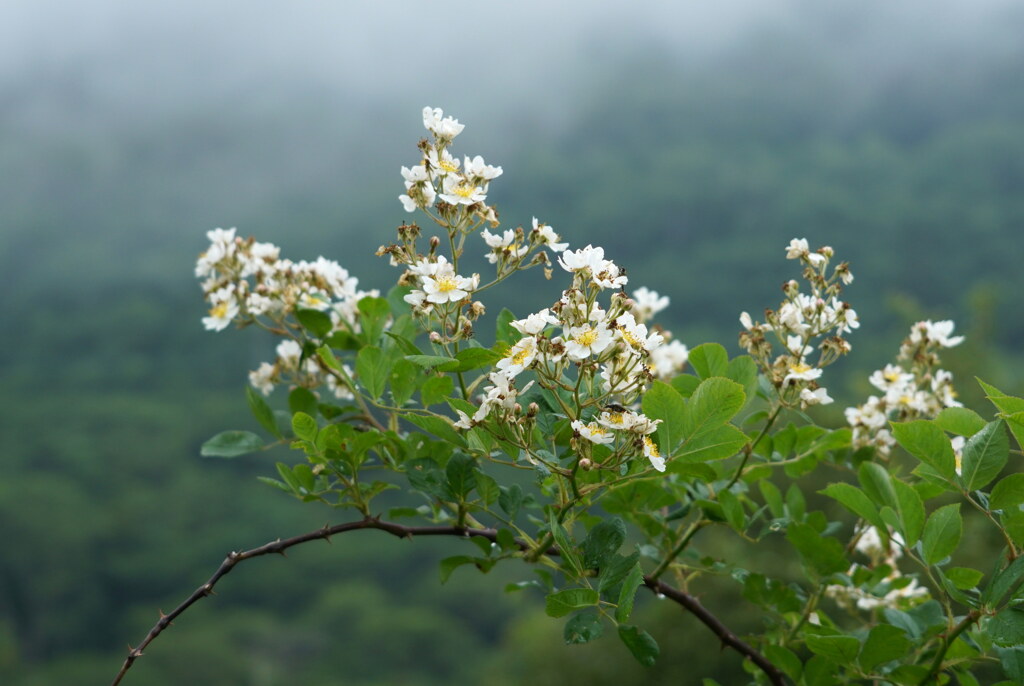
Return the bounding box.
[946,567,984,590]
[617,625,659,667]
[805,634,861,663]
[582,517,626,570]
[384,330,424,355]
[295,308,332,338]
[764,645,802,681]
[787,522,848,576]
[475,473,500,506]
[997,645,1024,682]
[983,556,1024,606]
[548,510,582,574]
[201,430,264,457]
[288,387,319,418]
[615,563,645,623]
[921,503,962,565]
[641,381,686,454]
[357,296,390,344]
[495,308,519,345]
[892,478,926,546]
[675,424,747,463]
[444,453,478,501]
[859,624,911,670]
[405,413,466,447]
[545,588,599,617]
[718,489,746,532]
[599,552,640,593]
[990,609,1024,647]
[820,482,885,532]
[453,347,501,372]
[564,612,604,645]
[439,555,476,583]
[499,484,523,519]
[356,346,390,401]
[246,386,281,438]
[405,354,460,371]
[389,358,420,407]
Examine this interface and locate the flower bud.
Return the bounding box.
[578,458,594,471]
[429,331,442,343]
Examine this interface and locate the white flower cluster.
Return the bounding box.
[739,238,857,408]
[398,106,503,216]
[825,525,929,611]
[845,320,963,458]
[195,227,375,397]
[571,407,666,472]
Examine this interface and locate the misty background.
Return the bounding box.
[2,0,1024,683]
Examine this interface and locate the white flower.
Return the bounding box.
[422,106,465,139]
[531,218,568,252]
[464,155,503,181]
[511,309,558,336]
[785,238,809,260]
[786,335,813,357]
[800,387,833,406]
[439,174,487,205]
[558,244,606,274]
[401,164,429,185]
[920,320,964,348]
[631,287,670,322]
[952,435,965,476]
[572,420,615,445]
[592,260,628,290]
[614,313,663,354]
[276,340,303,368]
[564,323,614,360]
[649,340,689,380]
[326,368,355,400]
[202,287,239,331]
[739,311,755,331]
[453,409,474,430]
[784,361,822,384]
[496,336,538,378]
[249,362,276,395]
[481,229,527,264]
[422,271,475,304]
[643,436,666,472]
[869,364,914,393]
[598,408,660,435]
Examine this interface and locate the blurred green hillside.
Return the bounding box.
[3,17,1024,684]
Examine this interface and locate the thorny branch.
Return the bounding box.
[111,517,787,686]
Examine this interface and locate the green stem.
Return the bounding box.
[918,610,982,685]
[725,403,784,490]
[649,519,709,581]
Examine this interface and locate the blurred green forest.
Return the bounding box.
[3,15,1024,685]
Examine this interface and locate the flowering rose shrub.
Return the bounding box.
[115,108,1024,686]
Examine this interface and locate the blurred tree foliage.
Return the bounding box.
[3,20,1024,684]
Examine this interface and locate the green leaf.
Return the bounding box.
[599,552,640,593]
[805,634,861,663]
[891,420,956,480]
[681,377,746,445]
[858,462,898,510]
[946,567,984,590]
[991,474,1024,511]
[288,387,319,418]
[688,342,729,380]
[405,457,445,498]
[802,655,837,686]
[548,510,582,574]
[921,503,962,565]
[764,645,802,681]
[405,413,466,447]
[675,424,747,463]
[820,482,886,532]
[935,407,987,437]
[356,296,390,344]
[246,386,281,438]
[439,555,476,584]
[1006,412,1024,454]
[669,374,700,398]
[388,358,420,407]
[725,355,759,407]
[405,354,459,371]
[499,484,523,519]
[383,331,424,355]
[356,346,390,401]
[475,473,500,506]
[444,453,478,501]
[641,381,686,454]
[564,612,604,645]
[983,556,1024,606]
[718,489,746,532]
[295,308,332,338]
[892,479,926,546]
[997,645,1024,683]
[495,308,519,345]
[582,517,626,570]
[421,375,454,406]
[545,588,599,617]
[615,563,645,623]
[787,522,848,576]
[989,609,1024,647]
[859,624,911,670]
[617,625,659,667]
[453,347,501,372]
[960,420,1008,491]
[291,412,318,442]
[201,430,264,458]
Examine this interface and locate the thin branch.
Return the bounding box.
[111,517,785,686]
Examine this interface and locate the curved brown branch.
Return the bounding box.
[111,517,785,686]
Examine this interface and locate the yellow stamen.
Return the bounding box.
[209,302,229,318]
[618,326,642,348]
[435,276,458,293]
[643,436,660,457]
[453,183,476,199]
[574,327,599,347]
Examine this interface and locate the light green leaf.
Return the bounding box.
[201,430,264,458]
[356,345,390,401]
[405,413,466,447]
[453,347,501,372]
[439,555,476,583]
[935,407,987,437]
[295,308,332,338]
[675,424,747,463]
[405,354,459,371]
[681,377,746,443]
[388,358,420,407]
[288,387,318,418]
[921,503,962,565]
[820,482,886,532]
[991,474,1024,511]
[859,624,910,670]
[421,375,454,406]
[946,567,984,591]
[291,412,318,442]
[805,634,861,663]
[891,420,956,480]
[688,342,729,380]
[641,381,686,454]
[356,296,390,344]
